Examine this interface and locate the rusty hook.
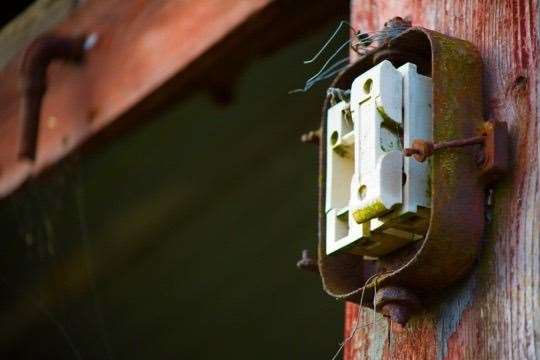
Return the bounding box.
[19,33,97,161]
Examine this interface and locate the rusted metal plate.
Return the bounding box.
[480,120,509,183]
[318,27,485,308]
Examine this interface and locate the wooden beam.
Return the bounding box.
[0,0,348,199]
[345,1,539,359]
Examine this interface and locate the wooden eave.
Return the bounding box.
[0,0,347,198]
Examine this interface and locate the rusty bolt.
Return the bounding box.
[433,136,485,151]
[404,135,484,163]
[374,286,420,329]
[296,249,318,273]
[404,121,509,184]
[300,129,321,145]
[404,139,434,162]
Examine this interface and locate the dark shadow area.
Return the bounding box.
[0,1,34,27]
[0,22,346,359]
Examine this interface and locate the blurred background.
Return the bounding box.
[0,6,348,358]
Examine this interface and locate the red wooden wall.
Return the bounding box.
[344,1,539,359]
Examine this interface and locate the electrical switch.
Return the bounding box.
[325,60,432,256]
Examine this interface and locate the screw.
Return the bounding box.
[300,129,321,145]
[296,249,318,273]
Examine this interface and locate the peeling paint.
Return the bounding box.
[436,271,476,359]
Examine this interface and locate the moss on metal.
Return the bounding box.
[352,200,387,224]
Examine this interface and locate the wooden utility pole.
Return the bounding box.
[345,1,539,359]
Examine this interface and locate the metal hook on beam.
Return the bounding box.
[19,32,98,161]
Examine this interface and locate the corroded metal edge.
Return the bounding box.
[318,27,484,305]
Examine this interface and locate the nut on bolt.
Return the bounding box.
[404,139,435,162]
[374,286,420,330]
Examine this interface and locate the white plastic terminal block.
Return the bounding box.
[349,60,403,226]
[325,60,432,256]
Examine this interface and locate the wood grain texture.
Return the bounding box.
[346,1,539,359]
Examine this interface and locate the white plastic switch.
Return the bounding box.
[349,60,403,226]
[325,60,432,256]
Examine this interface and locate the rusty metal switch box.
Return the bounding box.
[316,26,508,327]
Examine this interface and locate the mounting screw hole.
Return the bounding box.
[363,79,373,94]
[359,185,367,199]
[330,131,339,146]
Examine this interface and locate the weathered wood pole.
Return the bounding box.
[345,1,539,359]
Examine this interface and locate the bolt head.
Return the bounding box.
[296,250,318,273]
[411,139,434,162]
[374,286,421,329]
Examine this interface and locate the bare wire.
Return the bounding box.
[289,57,349,94]
[351,21,411,56]
[372,276,378,331]
[330,273,383,360]
[313,60,349,81]
[291,20,376,94]
[306,56,349,86]
[303,61,349,90]
[292,19,412,95]
[305,39,351,86]
[327,87,350,106]
[303,21,358,64]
